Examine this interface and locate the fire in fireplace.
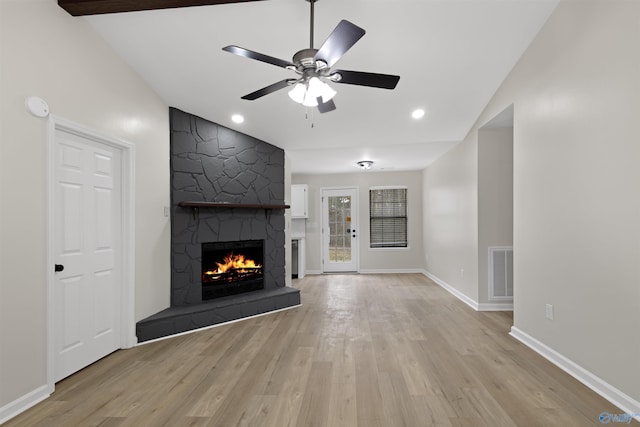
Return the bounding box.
[201,240,264,300]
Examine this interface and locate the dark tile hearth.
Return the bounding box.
[136,287,300,342]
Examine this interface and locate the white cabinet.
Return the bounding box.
[291,184,308,218]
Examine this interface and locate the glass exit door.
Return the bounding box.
[321,188,358,272]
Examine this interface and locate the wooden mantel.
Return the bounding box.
[58,0,266,16]
[178,201,289,210]
[178,201,290,218]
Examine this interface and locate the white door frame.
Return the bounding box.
[321,186,359,273]
[46,116,136,394]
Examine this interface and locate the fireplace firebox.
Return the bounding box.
[201,240,265,300]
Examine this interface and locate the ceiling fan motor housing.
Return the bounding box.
[293,49,327,72]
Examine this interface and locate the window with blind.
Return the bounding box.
[369,187,408,248]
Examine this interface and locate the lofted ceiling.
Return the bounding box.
[81,0,558,174]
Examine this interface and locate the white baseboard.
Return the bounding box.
[422,270,480,310]
[477,303,513,311]
[305,268,424,276]
[304,269,322,275]
[510,326,640,421]
[359,268,426,274]
[0,385,50,425]
[422,270,513,312]
[303,269,425,276]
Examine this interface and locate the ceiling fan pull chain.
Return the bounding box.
[305,108,315,128]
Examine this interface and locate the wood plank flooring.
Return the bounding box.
[5,274,635,426]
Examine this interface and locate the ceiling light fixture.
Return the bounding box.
[412,108,425,119]
[231,114,244,124]
[288,77,337,107]
[357,160,374,170]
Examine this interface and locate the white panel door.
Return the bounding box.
[54,128,121,382]
[322,188,358,272]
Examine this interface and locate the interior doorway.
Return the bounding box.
[478,104,514,311]
[48,117,136,390]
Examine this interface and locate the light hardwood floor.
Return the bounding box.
[5,274,635,426]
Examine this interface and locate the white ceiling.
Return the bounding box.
[85,0,558,174]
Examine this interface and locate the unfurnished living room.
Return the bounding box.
[1,0,639,426]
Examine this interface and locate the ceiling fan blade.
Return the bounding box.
[241,79,294,100]
[223,46,294,69]
[317,98,337,114]
[331,70,400,89]
[59,0,267,16]
[314,20,365,68]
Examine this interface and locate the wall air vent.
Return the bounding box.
[489,246,513,300]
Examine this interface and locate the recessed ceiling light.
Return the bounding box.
[411,109,425,120]
[231,114,244,124]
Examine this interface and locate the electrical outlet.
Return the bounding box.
[545,304,554,320]
[164,206,170,217]
[460,268,464,278]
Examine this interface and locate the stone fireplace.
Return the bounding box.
[135,108,300,342]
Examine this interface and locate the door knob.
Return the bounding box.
[55,264,64,272]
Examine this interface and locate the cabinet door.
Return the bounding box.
[291,185,308,218]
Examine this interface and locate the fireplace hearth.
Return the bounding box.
[202,240,264,300]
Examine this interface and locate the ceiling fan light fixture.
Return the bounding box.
[321,83,336,102]
[288,83,306,104]
[289,77,336,107]
[307,77,336,103]
[302,96,318,107]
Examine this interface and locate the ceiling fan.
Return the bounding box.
[222,0,400,113]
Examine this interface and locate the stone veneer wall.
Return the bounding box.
[170,107,286,306]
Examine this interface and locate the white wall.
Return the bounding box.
[0,0,170,413]
[424,0,640,406]
[284,154,292,287]
[293,171,424,273]
[422,140,479,302]
[477,127,513,305]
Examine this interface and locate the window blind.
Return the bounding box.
[369,188,407,248]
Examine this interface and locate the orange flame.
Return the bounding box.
[204,252,261,276]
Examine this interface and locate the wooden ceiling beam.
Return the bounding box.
[58,0,266,16]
